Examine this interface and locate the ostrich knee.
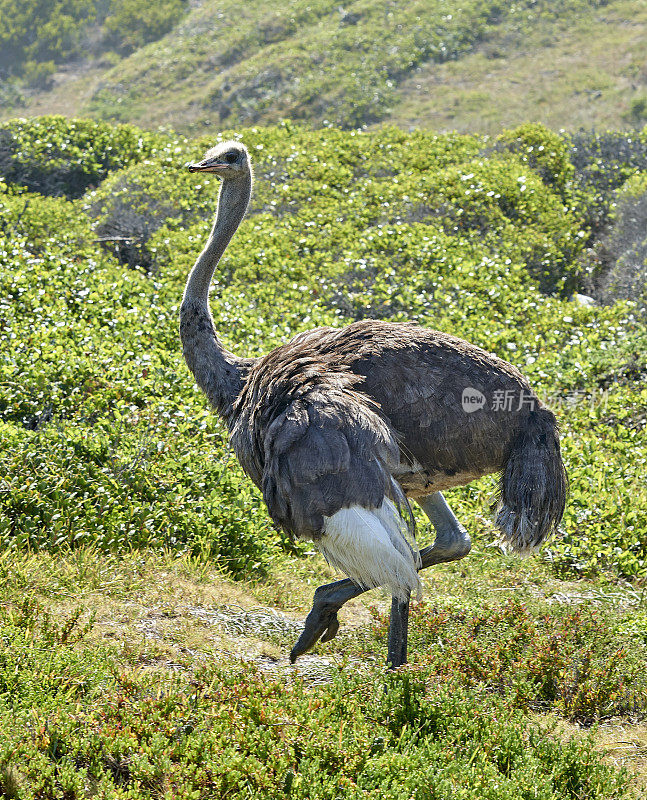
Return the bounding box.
[418,492,471,562]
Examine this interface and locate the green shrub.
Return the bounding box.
[569,127,647,236]
[0,421,279,575]
[0,115,166,198]
[0,0,190,83]
[0,81,24,110]
[0,0,95,78]
[617,171,647,199]
[0,184,94,255]
[84,144,209,270]
[494,122,575,199]
[585,173,647,305]
[104,0,189,54]
[372,597,647,724]
[21,59,56,89]
[626,94,647,124]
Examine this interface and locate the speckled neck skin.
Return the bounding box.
[180,171,254,424]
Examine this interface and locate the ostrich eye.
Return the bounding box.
[225,151,238,164]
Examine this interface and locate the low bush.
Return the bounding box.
[0,116,166,198]
[20,59,56,89]
[569,127,647,237]
[0,598,632,798]
[372,597,647,724]
[585,172,647,305]
[0,0,191,87]
[84,146,209,270]
[0,180,94,255]
[625,94,647,125]
[0,0,95,78]
[494,122,575,200]
[104,0,189,55]
[0,420,279,575]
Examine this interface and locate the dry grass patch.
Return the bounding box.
[392,0,647,134]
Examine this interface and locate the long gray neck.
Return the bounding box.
[180,173,253,424]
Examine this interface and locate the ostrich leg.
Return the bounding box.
[386,594,410,668]
[290,492,471,663]
[384,492,470,668]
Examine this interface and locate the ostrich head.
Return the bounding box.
[187,140,250,180]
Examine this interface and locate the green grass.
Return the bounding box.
[391,0,647,135]
[0,548,645,798]
[1,0,646,134]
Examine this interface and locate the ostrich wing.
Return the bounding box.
[229,340,419,592]
[259,388,411,539]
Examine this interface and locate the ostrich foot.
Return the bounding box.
[289,578,363,663]
[291,492,471,662]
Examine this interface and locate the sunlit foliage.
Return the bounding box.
[0,117,646,582]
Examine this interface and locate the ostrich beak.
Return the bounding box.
[186,160,227,173]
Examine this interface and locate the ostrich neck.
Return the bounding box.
[180,173,253,424]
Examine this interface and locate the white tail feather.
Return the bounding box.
[318,499,422,601]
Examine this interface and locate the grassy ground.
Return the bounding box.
[2,541,646,796]
[391,0,647,135]
[2,0,646,134]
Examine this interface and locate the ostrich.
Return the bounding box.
[181,140,567,668]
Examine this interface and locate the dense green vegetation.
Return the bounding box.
[0,548,644,798]
[0,0,94,84]
[1,115,646,578]
[81,0,647,131]
[1,115,646,796]
[103,0,189,56]
[0,641,632,799]
[373,597,647,723]
[0,116,166,197]
[0,0,189,88]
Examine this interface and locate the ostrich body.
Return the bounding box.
[181,141,567,667]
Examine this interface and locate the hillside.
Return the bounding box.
[1,0,646,133]
[1,116,647,795]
